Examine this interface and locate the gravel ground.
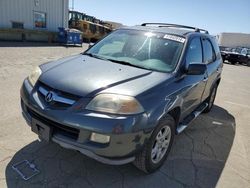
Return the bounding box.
[0,42,249,188]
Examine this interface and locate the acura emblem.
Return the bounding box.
[45,91,54,103]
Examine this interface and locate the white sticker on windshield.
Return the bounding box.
[163,34,186,43]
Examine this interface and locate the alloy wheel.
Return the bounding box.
[151,126,171,164]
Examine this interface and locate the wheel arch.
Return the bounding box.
[216,78,221,86]
[153,106,181,135]
[167,107,181,134]
[210,77,221,95]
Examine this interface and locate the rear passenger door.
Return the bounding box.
[201,37,222,102]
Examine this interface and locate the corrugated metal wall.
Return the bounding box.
[0,0,69,32]
[218,33,250,48]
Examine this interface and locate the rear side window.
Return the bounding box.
[186,37,202,64]
[202,39,216,63]
[211,37,221,59]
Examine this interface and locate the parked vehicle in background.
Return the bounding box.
[237,47,250,66]
[221,49,240,65]
[220,46,250,65]
[69,10,112,42]
[21,23,223,173]
[220,46,230,62]
[246,49,250,66]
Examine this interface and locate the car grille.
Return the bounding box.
[26,106,79,141]
[36,81,81,109]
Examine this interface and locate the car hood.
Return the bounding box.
[39,55,169,97]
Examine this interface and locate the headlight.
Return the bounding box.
[86,94,144,115]
[28,66,42,86]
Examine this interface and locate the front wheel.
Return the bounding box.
[133,115,175,173]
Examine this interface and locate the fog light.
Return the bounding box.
[90,133,110,144]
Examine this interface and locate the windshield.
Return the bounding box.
[85,29,184,72]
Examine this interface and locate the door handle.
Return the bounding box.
[216,68,220,73]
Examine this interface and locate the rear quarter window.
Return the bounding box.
[210,37,221,60]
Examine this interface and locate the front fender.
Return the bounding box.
[138,88,185,135]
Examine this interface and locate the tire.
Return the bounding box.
[247,60,250,67]
[133,115,175,173]
[203,84,218,113]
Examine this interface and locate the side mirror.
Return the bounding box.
[187,63,207,75]
[88,42,95,49]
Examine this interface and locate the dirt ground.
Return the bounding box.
[0,42,249,188]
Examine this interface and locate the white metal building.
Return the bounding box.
[218,32,250,48]
[0,0,69,32]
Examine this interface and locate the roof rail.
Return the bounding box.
[141,23,209,34]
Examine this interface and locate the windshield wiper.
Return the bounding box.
[107,59,149,70]
[83,53,109,61]
[84,53,150,70]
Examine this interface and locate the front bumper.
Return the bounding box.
[21,79,150,165]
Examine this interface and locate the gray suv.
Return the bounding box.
[21,23,223,173]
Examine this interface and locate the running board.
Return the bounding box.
[176,103,208,134]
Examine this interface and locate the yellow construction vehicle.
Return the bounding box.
[69,10,112,42]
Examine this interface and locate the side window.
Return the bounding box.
[211,37,221,59]
[186,37,202,64]
[203,39,216,63]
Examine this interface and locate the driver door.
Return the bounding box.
[180,37,208,119]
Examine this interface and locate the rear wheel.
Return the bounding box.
[133,115,175,173]
[203,85,218,113]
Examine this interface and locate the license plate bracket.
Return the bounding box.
[31,118,52,142]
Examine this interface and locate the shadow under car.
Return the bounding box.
[5,105,235,188]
